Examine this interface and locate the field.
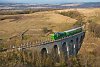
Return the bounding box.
[0,11,77,46]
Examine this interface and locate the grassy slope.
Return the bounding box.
[78,8,100,66]
[0,11,76,39]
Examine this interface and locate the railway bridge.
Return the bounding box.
[17,31,85,57]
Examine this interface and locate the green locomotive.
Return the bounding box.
[50,27,82,40]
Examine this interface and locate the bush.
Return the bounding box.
[42,27,53,34]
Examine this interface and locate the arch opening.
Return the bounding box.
[61,42,67,56]
[80,35,84,46]
[51,45,58,55]
[54,45,58,54]
[51,45,59,62]
[41,48,47,58]
[76,37,79,53]
[69,40,74,55]
[79,35,85,50]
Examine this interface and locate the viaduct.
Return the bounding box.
[15,31,85,57]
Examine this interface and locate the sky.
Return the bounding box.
[0,0,100,4]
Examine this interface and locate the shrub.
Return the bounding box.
[42,27,53,34]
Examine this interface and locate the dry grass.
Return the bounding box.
[0,11,76,40]
[77,8,100,67]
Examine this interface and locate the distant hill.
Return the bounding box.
[0,2,100,10]
[77,2,100,8]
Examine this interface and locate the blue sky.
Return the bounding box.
[0,0,100,4]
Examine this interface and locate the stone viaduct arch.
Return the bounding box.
[20,31,85,58]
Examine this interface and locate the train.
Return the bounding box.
[50,27,83,40]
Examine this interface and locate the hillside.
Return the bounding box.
[0,2,100,10]
[0,11,76,40]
